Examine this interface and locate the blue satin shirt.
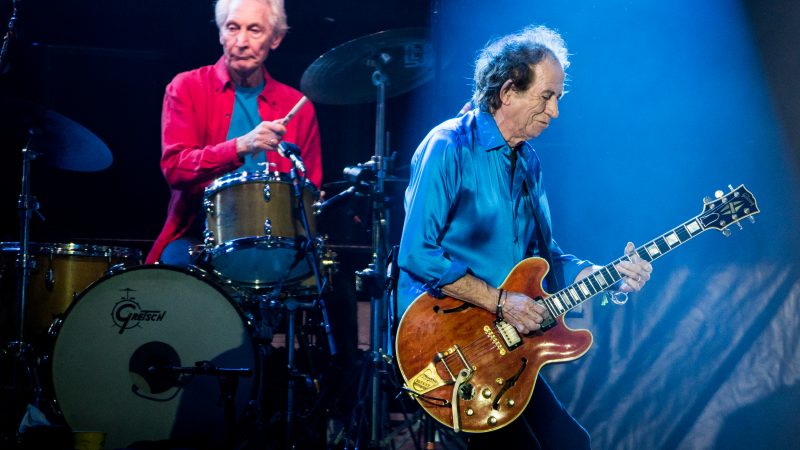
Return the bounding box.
[396,109,591,315]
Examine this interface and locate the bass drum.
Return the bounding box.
[50,265,258,449]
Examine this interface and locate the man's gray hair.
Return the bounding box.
[215,0,289,38]
[472,25,569,113]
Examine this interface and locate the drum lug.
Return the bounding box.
[263,183,271,202]
[264,218,272,236]
[204,197,214,216]
[204,229,216,247]
[45,266,56,290]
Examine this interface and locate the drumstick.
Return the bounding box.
[281,96,308,125]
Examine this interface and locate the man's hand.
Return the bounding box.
[502,290,550,334]
[235,120,287,157]
[614,241,653,292]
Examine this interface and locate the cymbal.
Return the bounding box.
[300,28,433,105]
[1,98,112,172]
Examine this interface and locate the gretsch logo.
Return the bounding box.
[111,288,166,334]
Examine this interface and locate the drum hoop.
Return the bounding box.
[204,167,319,197]
[59,264,249,330]
[203,237,323,288]
[0,241,142,259]
[206,236,299,255]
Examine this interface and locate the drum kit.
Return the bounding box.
[1,27,432,449]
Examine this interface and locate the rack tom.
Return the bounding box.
[203,168,319,287]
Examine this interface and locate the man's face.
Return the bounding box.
[499,57,565,146]
[219,0,282,79]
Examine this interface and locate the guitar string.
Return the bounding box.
[441,333,504,371]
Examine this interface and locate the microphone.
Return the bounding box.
[277,142,306,173]
[314,185,356,215]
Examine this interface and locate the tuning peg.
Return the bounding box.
[714,190,724,199]
[728,184,735,191]
[748,216,756,224]
[736,222,743,230]
[722,228,732,237]
[704,196,712,204]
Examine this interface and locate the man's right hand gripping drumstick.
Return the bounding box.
[235,96,308,157]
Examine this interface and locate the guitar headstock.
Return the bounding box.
[698,184,760,235]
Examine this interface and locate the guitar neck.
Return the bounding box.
[543,216,707,317]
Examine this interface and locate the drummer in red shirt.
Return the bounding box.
[147,0,322,265]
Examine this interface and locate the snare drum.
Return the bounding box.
[203,168,319,287]
[50,265,258,450]
[0,242,141,340]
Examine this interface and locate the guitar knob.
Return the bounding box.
[487,416,497,426]
[506,399,516,407]
[466,408,474,416]
[482,388,492,399]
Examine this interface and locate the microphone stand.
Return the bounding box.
[150,362,252,447]
[279,166,336,446]
[0,0,19,75]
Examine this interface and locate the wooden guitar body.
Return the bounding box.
[395,257,593,432]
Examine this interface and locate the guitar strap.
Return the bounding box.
[524,148,565,292]
[534,213,564,292]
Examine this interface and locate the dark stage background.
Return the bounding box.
[2,1,800,449]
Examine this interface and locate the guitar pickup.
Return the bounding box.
[494,320,522,350]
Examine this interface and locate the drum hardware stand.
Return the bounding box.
[254,164,337,448]
[337,54,400,449]
[2,130,56,445]
[151,362,253,447]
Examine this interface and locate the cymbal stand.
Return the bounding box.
[2,131,48,442]
[344,54,396,449]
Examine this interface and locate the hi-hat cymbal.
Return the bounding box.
[1,97,112,172]
[300,28,433,105]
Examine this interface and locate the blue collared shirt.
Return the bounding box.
[396,109,591,315]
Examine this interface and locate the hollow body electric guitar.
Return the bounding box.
[395,185,759,433]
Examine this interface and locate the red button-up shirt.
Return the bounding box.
[146,57,322,263]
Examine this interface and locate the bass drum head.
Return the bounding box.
[51,265,257,449]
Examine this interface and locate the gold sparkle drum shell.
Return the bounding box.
[0,242,141,341]
[203,169,319,287]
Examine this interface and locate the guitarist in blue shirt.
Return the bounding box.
[397,25,653,449]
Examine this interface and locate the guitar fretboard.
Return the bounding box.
[542,218,706,317]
